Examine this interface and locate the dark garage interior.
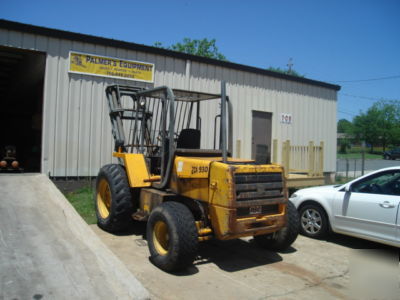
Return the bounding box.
[0,46,46,172]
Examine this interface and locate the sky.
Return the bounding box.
[0,0,399,121]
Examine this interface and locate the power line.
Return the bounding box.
[329,75,400,83]
[339,93,399,102]
[338,110,357,117]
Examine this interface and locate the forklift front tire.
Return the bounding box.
[147,202,198,272]
[95,164,134,232]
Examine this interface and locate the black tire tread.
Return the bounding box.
[254,201,299,251]
[147,202,198,272]
[95,164,134,232]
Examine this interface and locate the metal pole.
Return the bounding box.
[361,141,365,176]
[221,81,227,163]
[154,87,175,189]
[227,96,233,156]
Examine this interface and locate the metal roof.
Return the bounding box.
[0,19,341,91]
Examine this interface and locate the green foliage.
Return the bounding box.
[65,186,96,224]
[337,119,353,134]
[337,119,354,153]
[335,175,355,185]
[353,107,380,151]
[154,38,227,61]
[337,151,381,159]
[352,100,400,151]
[338,139,351,154]
[267,66,304,78]
[337,100,400,154]
[373,100,400,149]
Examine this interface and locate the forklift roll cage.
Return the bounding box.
[105,82,233,188]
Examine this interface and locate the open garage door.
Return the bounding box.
[0,46,46,172]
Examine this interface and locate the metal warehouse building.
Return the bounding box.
[0,20,340,186]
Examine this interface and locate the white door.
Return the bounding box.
[334,170,400,243]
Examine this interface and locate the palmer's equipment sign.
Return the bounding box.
[69,51,154,83]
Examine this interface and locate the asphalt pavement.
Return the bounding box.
[336,158,400,177]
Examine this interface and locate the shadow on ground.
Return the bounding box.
[106,221,298,274]
[112,220,147,238]
[325,233,398,252]
[195,239,285,272]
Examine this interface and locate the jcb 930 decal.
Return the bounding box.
[191,166,209,175]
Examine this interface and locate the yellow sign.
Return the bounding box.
[69,51,154,83]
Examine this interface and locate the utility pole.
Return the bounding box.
[361,141,366,175]
[287,58,293,74]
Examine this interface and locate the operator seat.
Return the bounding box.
[176,129,201,149]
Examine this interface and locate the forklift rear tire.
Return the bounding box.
[147,202,198,272]
[95,164,134,232]
[254,201,299,251]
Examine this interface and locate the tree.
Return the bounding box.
[353,107,381,152]
[373,100,400,150]
[337,119,353,154]
[352,100,400,152]
[337,119,353,134]
[267,66,304,78]
[154,38,227,61]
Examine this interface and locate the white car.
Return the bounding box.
[289,167,400,247]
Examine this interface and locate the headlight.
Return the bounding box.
[290,193,298,198]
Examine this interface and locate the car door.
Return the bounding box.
[333,170,400,243]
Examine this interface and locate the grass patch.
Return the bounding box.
[337,145,383,159]
[337,152,381,159]
[335,175,355,185]
[64,186,97,224]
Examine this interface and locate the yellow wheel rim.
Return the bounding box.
[97,178,112,219]
[153,221,169,256]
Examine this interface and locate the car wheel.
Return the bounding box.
[298,204,329,239]
[384,155,389,160]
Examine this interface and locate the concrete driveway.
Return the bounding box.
[0,174,149,300]
[91,222,398,300]
[3,173,396,299]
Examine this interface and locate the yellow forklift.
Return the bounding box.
[95,82,299,272]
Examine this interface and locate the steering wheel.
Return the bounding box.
[369,183,383,194]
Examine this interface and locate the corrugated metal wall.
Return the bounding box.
[0,29,337,176]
